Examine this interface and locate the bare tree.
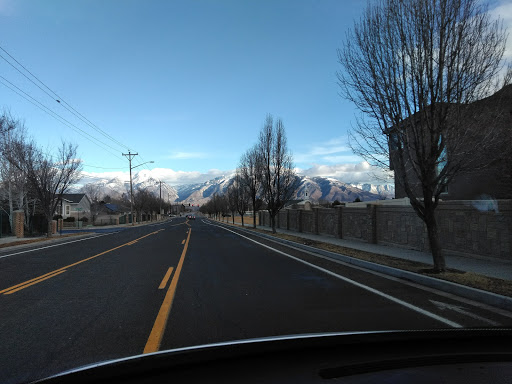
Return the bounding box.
[133,188,159,222]
[0,113,37,233]
[228,172,250,226]
[8,140,82,237]
[82,183,103,224]
[226,184,237,224]
[337,0,509,272]
[259,115,298,233]
[239,145,263,228]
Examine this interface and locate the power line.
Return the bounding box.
[82,164,126,170]
[0,44,131,152]
[0,76,124,161]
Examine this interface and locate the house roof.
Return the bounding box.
[61,193,86,204]
[104,203,119,213]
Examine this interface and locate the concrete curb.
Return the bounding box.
[215,221,512,312]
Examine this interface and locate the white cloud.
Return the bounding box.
[490,1,512,60]
[296,162,394,185]
[165,152,207,160]
[322,154,365,163]
[79,167,233,187]
[78,160,393,188]
[294,136,354,164]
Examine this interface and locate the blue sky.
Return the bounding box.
[0,0,510,186]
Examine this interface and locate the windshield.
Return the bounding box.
[0,1,511,383]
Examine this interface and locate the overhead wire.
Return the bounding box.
[0,45,131,152]
[0,44,167,188]
[0,76,124,161]
[82,164,126,170]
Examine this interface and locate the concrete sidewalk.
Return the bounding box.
[220,219,512,281]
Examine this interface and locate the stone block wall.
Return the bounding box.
[259,200,511,260]
[318,208,337,237]
[376,206,428,250]
[342,207,371,242]
[301,211,314,233]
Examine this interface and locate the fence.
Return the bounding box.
[259,200,512,260]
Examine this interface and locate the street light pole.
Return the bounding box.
[122,153,155,226]
[122,151,138,226]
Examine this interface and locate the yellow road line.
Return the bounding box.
[144,228,192,354]
[4,270,67,295]
[158,267,174,290]
[1,230,163,295]
[181,239,185,244]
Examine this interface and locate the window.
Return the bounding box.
[437,136,448,194]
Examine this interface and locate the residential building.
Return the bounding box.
[392,84,512,200]
[57,193,91,220]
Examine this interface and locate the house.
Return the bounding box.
[94,202,128,225]
[391,84,512,200]
[57,193,91,220]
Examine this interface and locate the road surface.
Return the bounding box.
[1,216,511,383]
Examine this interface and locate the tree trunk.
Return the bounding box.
[241,215,244,227]
[425,211,445,272]
[271,215,276,234]
[8,179,13,233]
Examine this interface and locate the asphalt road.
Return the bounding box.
[1,216,511,383]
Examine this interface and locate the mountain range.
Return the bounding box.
[77,171,394,204]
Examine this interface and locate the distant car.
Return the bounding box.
[187,215,195,220]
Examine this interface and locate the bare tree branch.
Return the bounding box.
[337,0,509,272]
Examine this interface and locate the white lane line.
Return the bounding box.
[205,221,461,328]
[429,300,500,326]
[231,228,512,321]
[0,232,118,260]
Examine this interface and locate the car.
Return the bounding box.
[186,215,195,220]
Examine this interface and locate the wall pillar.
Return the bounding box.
[336,205,344,239]
[367,204,377,244]
[13,210,24,238]
[51,220,57,235]
[58,218,63,233]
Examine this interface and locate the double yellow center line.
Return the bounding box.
[0,229,164,295]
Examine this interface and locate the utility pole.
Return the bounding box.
[159,181,162,215]
[122,151,138,226]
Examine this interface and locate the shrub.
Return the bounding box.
[79,217,89,222]
[53,215,63,220]
[64,217,76,222]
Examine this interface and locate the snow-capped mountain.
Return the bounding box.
[295,177,382,202]
[76,170,391,205]
[78,170,178,202]
[175,174,235,205]
[350,183,395,199]
[176,175,383,204]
